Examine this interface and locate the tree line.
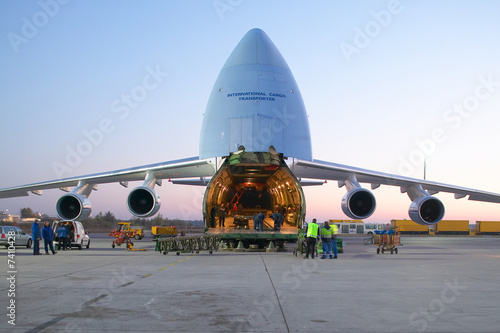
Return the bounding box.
[19,207,203,229]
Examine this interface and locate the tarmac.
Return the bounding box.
[1,234,499,333]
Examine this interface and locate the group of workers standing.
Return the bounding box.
[31,221,72,255]
[303,219,339,259]
[31,221,57,255]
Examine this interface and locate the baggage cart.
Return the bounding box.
[374,228,401,254]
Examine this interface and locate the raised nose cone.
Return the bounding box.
[199,28,312,160]
[221,28,289,70]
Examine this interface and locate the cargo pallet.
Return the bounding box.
[156,235,221,255]
[205,227,298,251]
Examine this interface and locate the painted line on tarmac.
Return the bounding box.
[144,256,194,277]
[118,281,134,287]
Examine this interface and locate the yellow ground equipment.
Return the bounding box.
[391,219,430,235]
[475,221,500,235]
[152,226,177,240]
[108,229,133,249]
[433,220,469,235]
[107,230,146,251]
[111,222,144,240]
[109,222,144,249]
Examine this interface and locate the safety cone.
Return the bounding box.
[266,241,277,252]
[235,240,246,252]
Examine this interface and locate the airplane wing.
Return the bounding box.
[292,159,500,203]
[0,157,216,198]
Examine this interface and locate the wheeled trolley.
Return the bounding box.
[374,229,401,254]
[293,230,318,257]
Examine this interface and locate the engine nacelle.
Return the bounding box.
[341,188,376,220]
[127,186,161,217]
[409,196,445,225]
[56,193,91,221]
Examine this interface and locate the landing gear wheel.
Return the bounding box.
[395,248,398,254]
[376,248,380,254]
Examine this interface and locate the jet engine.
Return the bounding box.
[56,193,91,221]
[409,196,445,225]
[341,188,376,220]
[127,186,161,217]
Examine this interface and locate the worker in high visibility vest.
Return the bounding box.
[304,218,319,259]
[331,223,339,259]
[320,221,334,259]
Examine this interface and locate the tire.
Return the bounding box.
[376,248,380,254]
[86,240,90,249]
[26,239,32,248]
[112,243,115,248]
[135,235,141,240]
[395,248,398,254]
[78,242,82,250]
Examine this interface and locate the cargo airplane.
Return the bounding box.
[1,28,500,227]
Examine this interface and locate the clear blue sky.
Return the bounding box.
[1,0,499,222]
